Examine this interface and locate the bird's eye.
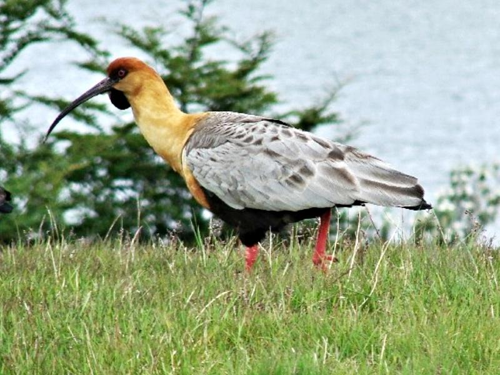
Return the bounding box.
[117,69,127,78]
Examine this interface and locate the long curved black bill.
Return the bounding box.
[44,77,117,143]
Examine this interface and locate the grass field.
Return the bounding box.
[1,230,499,374]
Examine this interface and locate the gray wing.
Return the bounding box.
[184,112,427,212]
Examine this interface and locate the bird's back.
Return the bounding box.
[184,111,431,213]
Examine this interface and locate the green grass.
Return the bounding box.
[1,233,500,374]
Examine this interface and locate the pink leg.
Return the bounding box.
[245,245,260,272]
[312,210,336,268]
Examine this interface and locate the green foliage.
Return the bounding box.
[0,137,70,237]
[416,163,500,243]
[0,0,106,121]
[1,237,499,373]
[0,0,110,241]
[116,20,277,114]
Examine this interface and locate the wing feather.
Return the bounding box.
[184,112,428,212]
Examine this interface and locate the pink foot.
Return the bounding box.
[312,210,337,270]
[245,245,259,272]
[312,253,338,266]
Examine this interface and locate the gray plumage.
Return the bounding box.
[184,112,429,212]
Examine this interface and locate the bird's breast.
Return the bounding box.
[182,163,211,209]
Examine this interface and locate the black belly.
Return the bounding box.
[202,188,329,247]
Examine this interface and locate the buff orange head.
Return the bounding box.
[45,57,156,141]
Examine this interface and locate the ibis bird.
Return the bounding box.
[0,187,13,214]
[46,57,431,270]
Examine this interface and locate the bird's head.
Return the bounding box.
[45,57,159,141]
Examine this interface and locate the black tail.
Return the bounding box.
[403,199,432,211]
